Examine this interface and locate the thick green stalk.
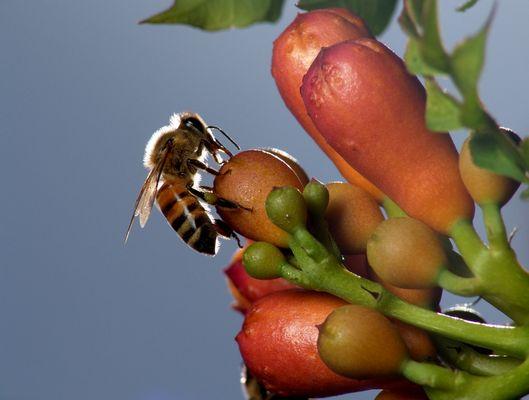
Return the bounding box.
[381,197,407,218]
[481,202,510,252]
[436,269,482,296]
[424,359,529,400]
[285,230,529,358]
[450,219,487,267]
[451,219,529,324]
[401,359,457,390]
[434,336,521,377]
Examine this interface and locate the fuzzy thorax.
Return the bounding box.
[143,112,208,171]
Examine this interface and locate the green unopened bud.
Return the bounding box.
[243,242,285,279]
[266,186,307,234]
[303,179,329,217]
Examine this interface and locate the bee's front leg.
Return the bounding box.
[186,184,252,211]
[187,159,220,176]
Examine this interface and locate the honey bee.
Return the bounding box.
[125,111,241,255]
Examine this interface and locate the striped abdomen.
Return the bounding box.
[156,180,218,255]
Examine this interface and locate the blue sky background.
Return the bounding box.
[1,1,528,399]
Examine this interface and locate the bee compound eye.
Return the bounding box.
[184,117,204,133]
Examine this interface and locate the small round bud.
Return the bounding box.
[367,218,447,289]
[459,136,520,206]
[303,178,329,216]
[242,242,285,280]
[318,305,408,379]
[225,244,296,314]
[266,186,308,234]
[325,182,384,254]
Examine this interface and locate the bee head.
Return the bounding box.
[182,116,206,134]
[143,112,209,169]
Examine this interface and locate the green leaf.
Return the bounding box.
[457,0,480,12]
[469,131,528,182]
[450,7,493,98]
[521,187,529,201]
[520,138,529,163]
[419,0,450,72]
[459,97,496,131]
[297,0,398,36]
[404,39,446,76]
[521,138,529,168]
[404,0,424,28]
[425,79,462,132]
[141,0,285,30]
[398,6,419,38]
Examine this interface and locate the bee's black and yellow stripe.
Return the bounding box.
[156,180,218,255]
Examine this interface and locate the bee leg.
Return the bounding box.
[213,218,243,248]
[187,185,252,211]
[203,138,232,163]
[187,159,220,176]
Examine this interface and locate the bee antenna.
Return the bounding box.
[207,125,241,150]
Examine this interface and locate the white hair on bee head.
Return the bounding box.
[143,111,209,169]
[143,113,182,169]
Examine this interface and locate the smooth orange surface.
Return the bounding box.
[272,9,384,201]
[263,147,310,185]
[326,182,384,254]
[236,290,409,397]
[301,39,474,233]
[214,149,304,247]
[224,255,296,314]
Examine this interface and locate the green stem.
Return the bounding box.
[278,262,311,288]
[481,202,510,252]
[450,219,487,267]
[434,336,521,377]
[425,358,529,400]
[451,218,529,324]
[376,290,528,358]
[308,219,342,260]
[285,229,529,358]
[381,197,407,218]
[436,268,482,296]
[401,359,457,390]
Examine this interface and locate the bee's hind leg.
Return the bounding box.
[186,184,252,211]
[186,184,248,248]
[213,218,243,248]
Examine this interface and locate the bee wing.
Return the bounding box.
[124,149,168,243]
